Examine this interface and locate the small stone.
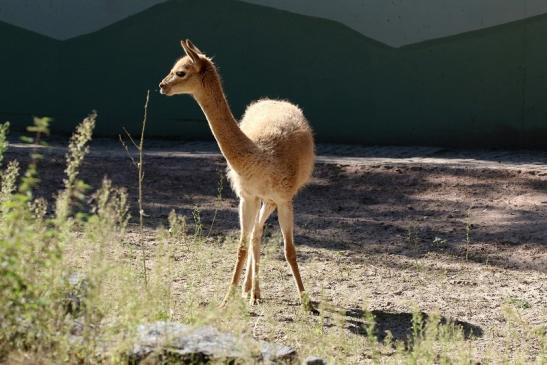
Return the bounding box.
[69,318,84,336]
[259,341,297,362]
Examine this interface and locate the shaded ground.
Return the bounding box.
[4,139,547,361]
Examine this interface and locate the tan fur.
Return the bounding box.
[159,40,315,307]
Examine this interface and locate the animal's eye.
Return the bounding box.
[176,71,186,78]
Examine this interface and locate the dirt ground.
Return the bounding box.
[5,139,547,361]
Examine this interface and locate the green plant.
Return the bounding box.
[407,222,419,250]
[363,306,380,361]
[0,115,92,359]
[0,111,172,363]
[505,296,532,310]
[207,169,225,237]
[167,209,187,246]
[56,113,95,226]
[0,122,9,165]
[192,206,203,240]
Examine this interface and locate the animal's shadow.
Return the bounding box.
[317,303,483,346]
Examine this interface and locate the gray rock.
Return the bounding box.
[303,356,328,365]
[259,340,297,362]
[64,272,90,316]
[69,318,84,336]
[130,321,297,364]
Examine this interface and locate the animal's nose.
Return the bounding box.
[159,82,166,88]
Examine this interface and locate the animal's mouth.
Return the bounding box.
[159,85,172,96]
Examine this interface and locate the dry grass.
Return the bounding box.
[0,115,545,364]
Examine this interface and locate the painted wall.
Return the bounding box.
[1,0,547,148]
[3,0,547,46]
[244,0,547,47]
[0,0,167,40]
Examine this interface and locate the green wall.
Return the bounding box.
[1,0,547,148]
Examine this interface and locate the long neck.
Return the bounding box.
[193,70,257,173]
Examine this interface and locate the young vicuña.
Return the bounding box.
[159,39,315,309]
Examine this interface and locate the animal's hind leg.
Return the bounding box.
[277,200,310,308]
[221,196,259,307]
[243,201,276,302]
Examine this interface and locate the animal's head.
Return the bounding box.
[159,39,209,96]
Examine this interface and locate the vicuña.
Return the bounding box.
[159,40,315,309]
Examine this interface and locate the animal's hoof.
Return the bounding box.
[241,286,251,299]
[220,286,237,308]
[219,295,231,308]
[249,292,262,305]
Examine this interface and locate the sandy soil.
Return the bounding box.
[4,139,546,361]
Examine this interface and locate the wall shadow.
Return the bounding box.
[4,142,546,273]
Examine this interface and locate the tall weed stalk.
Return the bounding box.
[119,90,150,286]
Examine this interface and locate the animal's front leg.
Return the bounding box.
[221,196,259,307]
[247,202,276,304]
[242,245,253,297]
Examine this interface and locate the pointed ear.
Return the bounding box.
[185,39,203,55]
[180,39,201,65]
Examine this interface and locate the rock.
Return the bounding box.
[64,272,90,316]
[69,318,84,336]
[303,356,328,365]
[259,340,296,362]
[130,321,297,364]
